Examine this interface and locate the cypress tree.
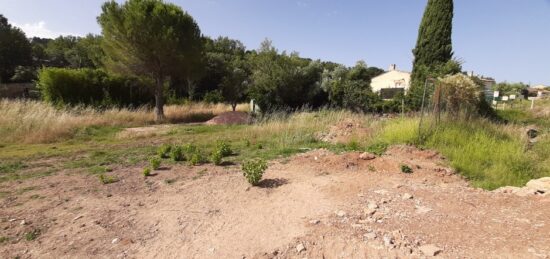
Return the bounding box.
[408,0,454,109]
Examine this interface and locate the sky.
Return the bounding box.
[1,0,549,85]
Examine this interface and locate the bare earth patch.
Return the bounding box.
[205,111,251,125]
[1,146,549,258]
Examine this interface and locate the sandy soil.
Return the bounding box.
[1,146,549,258]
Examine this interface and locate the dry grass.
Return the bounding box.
[0,99,248,144]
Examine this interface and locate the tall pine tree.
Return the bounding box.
[408,0,455,109]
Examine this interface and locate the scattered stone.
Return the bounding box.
[9,218,17,222]
[20,220,26,225]
[363,232,377,240]
[367,201,379,210]
[73,215,83,221]
[363,208,376,216]
[415,205,433,214]
[402,193,413,200]
[309,219,320,225]
[296,243,306,253]
[374,189,389,195]
[336,210,347,217]
[419,244,442,256]
[394,184,403,189]
[359,152,376,160]
[526,177,550,193]
[383,235,395,248]
[112,238,120,244]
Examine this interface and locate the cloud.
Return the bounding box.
[12,21,77,39]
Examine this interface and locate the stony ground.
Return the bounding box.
[1,146,549,258]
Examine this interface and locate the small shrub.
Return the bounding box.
[210,150,223,166]
[401,164,413,174]
[170,146,185,162]
[242,158,268,186]
[183,144,198,154]
[346,141,360,151]
[24,229,41,241]
[157,144,172,159]
[150,157,161,170]
[366,142,388,156]
[98,174,119,184]
[188,152,204,166]
[257,143,263,150]
[215,140,232,157]
[143,167,151,177]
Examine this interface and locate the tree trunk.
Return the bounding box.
[232,103,237,112]
[154,77,165,122]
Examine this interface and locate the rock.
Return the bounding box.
[374,189,389,195]
[359,152,376,160]
[336,210,347,217]
[383,235,394,248]
[20,220,26,225]
[296,243,306,253]
[526,177,550,193]
[402,193,413,200]
[363,208,377,216]
[415,205,432,214]
[419,244,442,256]
[367,201,379,210]
[309,219,320,225]
[363,232,377,240]
[73,215,83,221]
[112,238,119,244]
[9,218,17,222]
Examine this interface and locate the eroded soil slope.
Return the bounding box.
[1,146,549,258]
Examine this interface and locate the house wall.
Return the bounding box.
[371,70,411,93]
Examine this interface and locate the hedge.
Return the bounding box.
[37,68,152,107]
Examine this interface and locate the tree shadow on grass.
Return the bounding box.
[257,178,289,189]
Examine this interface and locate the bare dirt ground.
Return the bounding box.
[1,146,549,258]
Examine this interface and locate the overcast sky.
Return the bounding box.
[1,0,549,85]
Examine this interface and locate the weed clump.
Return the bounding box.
[401,164,413,174]
[215,140,232,156]
[98,174,119,184]
[210,150,223,166]
[170,146,185,162]
[157,144,172,159]
[143,167,151,177]
[242,158,268,186]
[366,142,388,156]
[150,156,161,170]
[188,152,204,166]
[25,229,41,241]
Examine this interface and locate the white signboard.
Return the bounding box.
[493,91,500,97]
[492,100,498,105]
[510,95,516,100]
[502,96,509,101]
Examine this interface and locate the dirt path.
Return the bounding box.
[1,146,549,258]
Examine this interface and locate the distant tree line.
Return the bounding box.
[1,0,499,120]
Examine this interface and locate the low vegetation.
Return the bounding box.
[242,158,268,186]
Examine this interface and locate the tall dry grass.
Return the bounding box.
[0,99,248,144]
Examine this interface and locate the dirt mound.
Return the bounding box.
[205,111,251,125]
[317,119,371,144]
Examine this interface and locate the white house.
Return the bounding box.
[371,64,411,98]
[532,84,549,90]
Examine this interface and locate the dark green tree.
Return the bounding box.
[0,15,32,83]
[409,0,455,109]
[98,0,203,121]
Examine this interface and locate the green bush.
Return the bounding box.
[242,158,268,186]
[143,167,151,177]
[210,150,223,166]
[149,156,161,170]
[215,140,232,157]
[37,67,152,107]
[188,152,204,166]
[203,90,224,103]
[157,144,172,159]
[98,173,118,184]
[170,146,185,162]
